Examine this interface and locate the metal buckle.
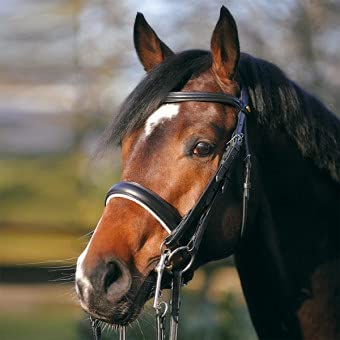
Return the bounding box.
[225,133,243,148]
[153,249,171,311]
[167,246,194,274]
[153,249,171,340]
[152,244,194,340]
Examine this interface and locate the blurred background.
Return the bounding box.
[0,0,339,339]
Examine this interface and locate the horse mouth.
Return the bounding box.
[110,273,157,326]
[89,269,172,327]
[84,257,194,327]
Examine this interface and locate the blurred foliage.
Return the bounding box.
[0,306,79,340]
[0,153,120,229]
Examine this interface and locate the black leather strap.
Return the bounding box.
[164,92,245,110]
[105,182,181,232]
[164,110,247,248]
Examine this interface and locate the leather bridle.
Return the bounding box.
[91,88,252,340]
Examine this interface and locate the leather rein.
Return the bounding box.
[91,88,252,340]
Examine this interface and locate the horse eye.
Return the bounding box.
[193,142,214,157]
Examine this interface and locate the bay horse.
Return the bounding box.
[75,6,340,340]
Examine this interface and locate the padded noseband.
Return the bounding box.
[105,182,182,234]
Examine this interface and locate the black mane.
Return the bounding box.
[102,50,211,146]
[238,53,340,183]
[102,50,340,182]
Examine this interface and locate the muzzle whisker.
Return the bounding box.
[79,230,94,239]
[49,276,75,282]
[46,266,76,271]
[22,257,78,266]
[137,311,155,330]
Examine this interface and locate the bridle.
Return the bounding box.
[90,88,252,340]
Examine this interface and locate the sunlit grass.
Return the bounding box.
[0,230,84,264]
[0,304,80,340]
[0,153,120,230]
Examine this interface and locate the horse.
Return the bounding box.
[75,6,340,340]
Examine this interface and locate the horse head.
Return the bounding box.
[75,7,254,326]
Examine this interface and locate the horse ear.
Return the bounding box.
[211,6,240,85]
[134,13,174,72]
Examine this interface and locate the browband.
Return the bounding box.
[164,91,246,111]
[105,182,181,234]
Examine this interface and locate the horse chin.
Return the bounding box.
[90,271,159,327]
[87,268,192,327]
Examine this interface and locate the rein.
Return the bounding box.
[91,89,251,340]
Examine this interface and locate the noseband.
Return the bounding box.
[92,88,252,340]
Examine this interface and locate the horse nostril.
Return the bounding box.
[104,261,123,292]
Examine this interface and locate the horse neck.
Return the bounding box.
[235,116,340,339]
[254,122,339,263]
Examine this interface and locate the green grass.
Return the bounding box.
[0,153,121,264]
[0,230,85,264]
[0,305,80,340]
[0,153,120,230]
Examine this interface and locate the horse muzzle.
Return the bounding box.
[75,255,132,321]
